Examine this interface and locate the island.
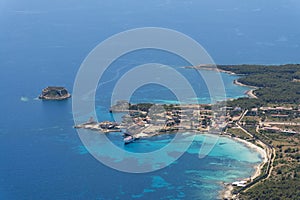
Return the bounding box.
[39,86,71,100]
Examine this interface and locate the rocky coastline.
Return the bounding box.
[39,86,71,100]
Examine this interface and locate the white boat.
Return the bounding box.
[124,135,135,144]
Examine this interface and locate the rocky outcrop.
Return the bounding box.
[109,100,130,112]
[39,86,71,100]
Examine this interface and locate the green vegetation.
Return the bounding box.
[217,64,300,199]
[226,127,252,140]
[240,130,300,200]
[227,98,263,110]
[227,109,300,199]
[128,103,181,112]
[123,65,300,199]
[240,179,300,200]
[129,103,153,112]
[218,64,300,104]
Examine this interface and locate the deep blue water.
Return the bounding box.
[1,0,299,199]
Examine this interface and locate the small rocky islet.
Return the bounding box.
[39,86,71,100]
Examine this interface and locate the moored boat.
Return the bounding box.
[124,135,136,144]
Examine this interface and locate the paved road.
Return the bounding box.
[261,121,300,126]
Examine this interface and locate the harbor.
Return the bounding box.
[74,101,228,144]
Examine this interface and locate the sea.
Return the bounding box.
[1,0,299,199]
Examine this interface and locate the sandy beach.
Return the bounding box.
[245,89,258,99]
[232,137,268,178]
[219,136,268,199]
[233,79,258,89]
[217,68,237,75]
[233,79,258,99]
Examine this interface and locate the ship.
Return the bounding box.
[123,133,138,144]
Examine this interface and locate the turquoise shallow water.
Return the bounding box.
[0,31,261,200]
[74,131,262,199]
[2,0,298,199]
[0,86,263,199]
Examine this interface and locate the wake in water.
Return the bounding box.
[20,96,30,102]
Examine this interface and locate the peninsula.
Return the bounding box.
[75,64,300,200]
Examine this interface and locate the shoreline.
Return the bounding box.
[219,135,268,199]
[217,68,237,75]
[233,79,258,99]
[245,89,258,99]
[231,137,268,179]
[184,65,259,99]
[184,65,237,75]
[111,66,265,199]
[233,79,258,89]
